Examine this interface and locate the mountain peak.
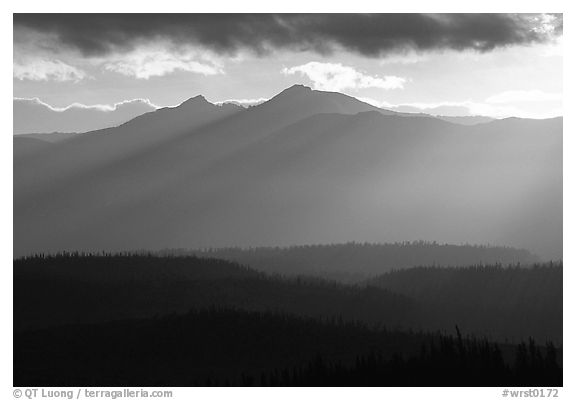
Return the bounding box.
[279,84,313,96]
[177,95,212,108]
[253,83,390,122]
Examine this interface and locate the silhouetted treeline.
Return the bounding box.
[14,308,561,387]
[182,242,539,282]
[368,264,562,344]
[14,254,561,343]
[14,253,417,331]
[258,337,561,387]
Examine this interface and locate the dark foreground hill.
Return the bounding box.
[14,308,561,387]
[368,264,562,343]
[14,254,417,331]
[14,254,561,343]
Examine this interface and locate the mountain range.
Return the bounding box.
[13,97,157,135]
[13,92,494,136]
[13,85,562,259]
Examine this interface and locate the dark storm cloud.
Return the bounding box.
[13,13,562,57]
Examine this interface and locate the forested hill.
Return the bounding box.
[14,254,560,343]
[14,308,562,387]
[367,264,562,344]
[14,253,417,331]
[181,242,539,281]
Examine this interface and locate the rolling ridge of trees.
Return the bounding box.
[367,264,562,344]
[14,308,561,387]
[184,242,539,282]
[14,253,561,344]
[13,253,562,386]
[14,253,417,331]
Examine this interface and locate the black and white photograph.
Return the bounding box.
[8,7,570,394]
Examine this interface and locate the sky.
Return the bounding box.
[13,14,563,121]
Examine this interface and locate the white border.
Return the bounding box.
[3,2,573,399]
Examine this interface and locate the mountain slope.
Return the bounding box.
[13,87,562,259]
[13,97,156,134]
[16,132,77,143]
[435,115,495,125]
[14,97,243,198]
[13,137,54,159]
[14,86,390,216]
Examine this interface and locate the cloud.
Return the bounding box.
[215,98,269,107]
[379,52,429,65]
[13,28,226,81]
[13,58,86,82]
[13,98,157,134]
[13,14,563,59]
[15,97,158,112]
[282,62,406,92]
[102,49,224,79]
[357,96,561,119]
[358,97,478,115]
[485,90,561,104]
